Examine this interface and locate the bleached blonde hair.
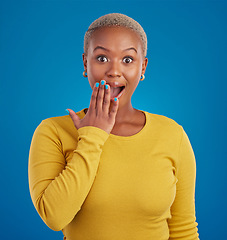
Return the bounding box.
[84,13,147,57]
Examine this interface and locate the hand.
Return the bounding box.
[67,80,119,134]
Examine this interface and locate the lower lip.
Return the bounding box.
[114,87,125,100]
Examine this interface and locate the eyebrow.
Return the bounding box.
[123,47,137,53]
[93,46,110,52]
[93,46,137,53]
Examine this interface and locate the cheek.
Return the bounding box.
[87,61,104,80]
[124,65,142,80]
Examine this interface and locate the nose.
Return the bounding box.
[106,60,121,78]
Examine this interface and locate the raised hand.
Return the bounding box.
[67,80,119,134]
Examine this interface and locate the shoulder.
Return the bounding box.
[147,112,181,127]
[35,109,85,135]
[42,115,72,129]
[144,111,183,138]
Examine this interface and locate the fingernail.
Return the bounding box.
[114,97,117,102]
[105,85,108,90]
[101,80,105,85]
[95,82,99,87]
[65,109,69,114]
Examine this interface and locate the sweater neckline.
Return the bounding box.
[81,108,149,141]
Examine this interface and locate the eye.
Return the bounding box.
[97,56,108,62]
[123,57,133,64]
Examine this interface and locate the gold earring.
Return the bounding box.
[140,74,145,81]
[83,71,87,77]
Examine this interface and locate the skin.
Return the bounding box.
[68,26,148,136]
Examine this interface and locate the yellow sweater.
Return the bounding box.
[28,109,199,240]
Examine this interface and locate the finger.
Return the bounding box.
[89,82,99,112]
[109,98,119,121]
[67,108,80,129]
[96,80,105,114]
[103,84,110,114]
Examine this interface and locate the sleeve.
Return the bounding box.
[28,119,109,231]
[167,127,199,239]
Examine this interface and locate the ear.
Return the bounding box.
[82,53,87,71]
[142,57,148,75]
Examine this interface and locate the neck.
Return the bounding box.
[110,100,137,125]
[83,101,138,125]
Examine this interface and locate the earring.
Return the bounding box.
[83,71,87,77]
[140,74,145,81]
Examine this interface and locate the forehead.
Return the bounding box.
[88,26,143,53]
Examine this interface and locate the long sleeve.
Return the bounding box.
[28,119,109,231]
[167,128,199,239]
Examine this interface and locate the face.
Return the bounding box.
[83,26,148,107]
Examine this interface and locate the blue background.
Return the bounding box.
[1,0,226,239]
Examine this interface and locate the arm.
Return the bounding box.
[167,128,199,239]
[28,119,109,231]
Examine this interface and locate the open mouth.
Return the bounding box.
[110,86,125,99]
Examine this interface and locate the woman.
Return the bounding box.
[29,13,199,239]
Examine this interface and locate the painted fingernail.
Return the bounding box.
[95,82,99,87]
[105,85,108,90]
[65,109,69,114]
[114,97,117,102]
[101,80,105,85]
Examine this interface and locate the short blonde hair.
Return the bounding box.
[84,13,147,57]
